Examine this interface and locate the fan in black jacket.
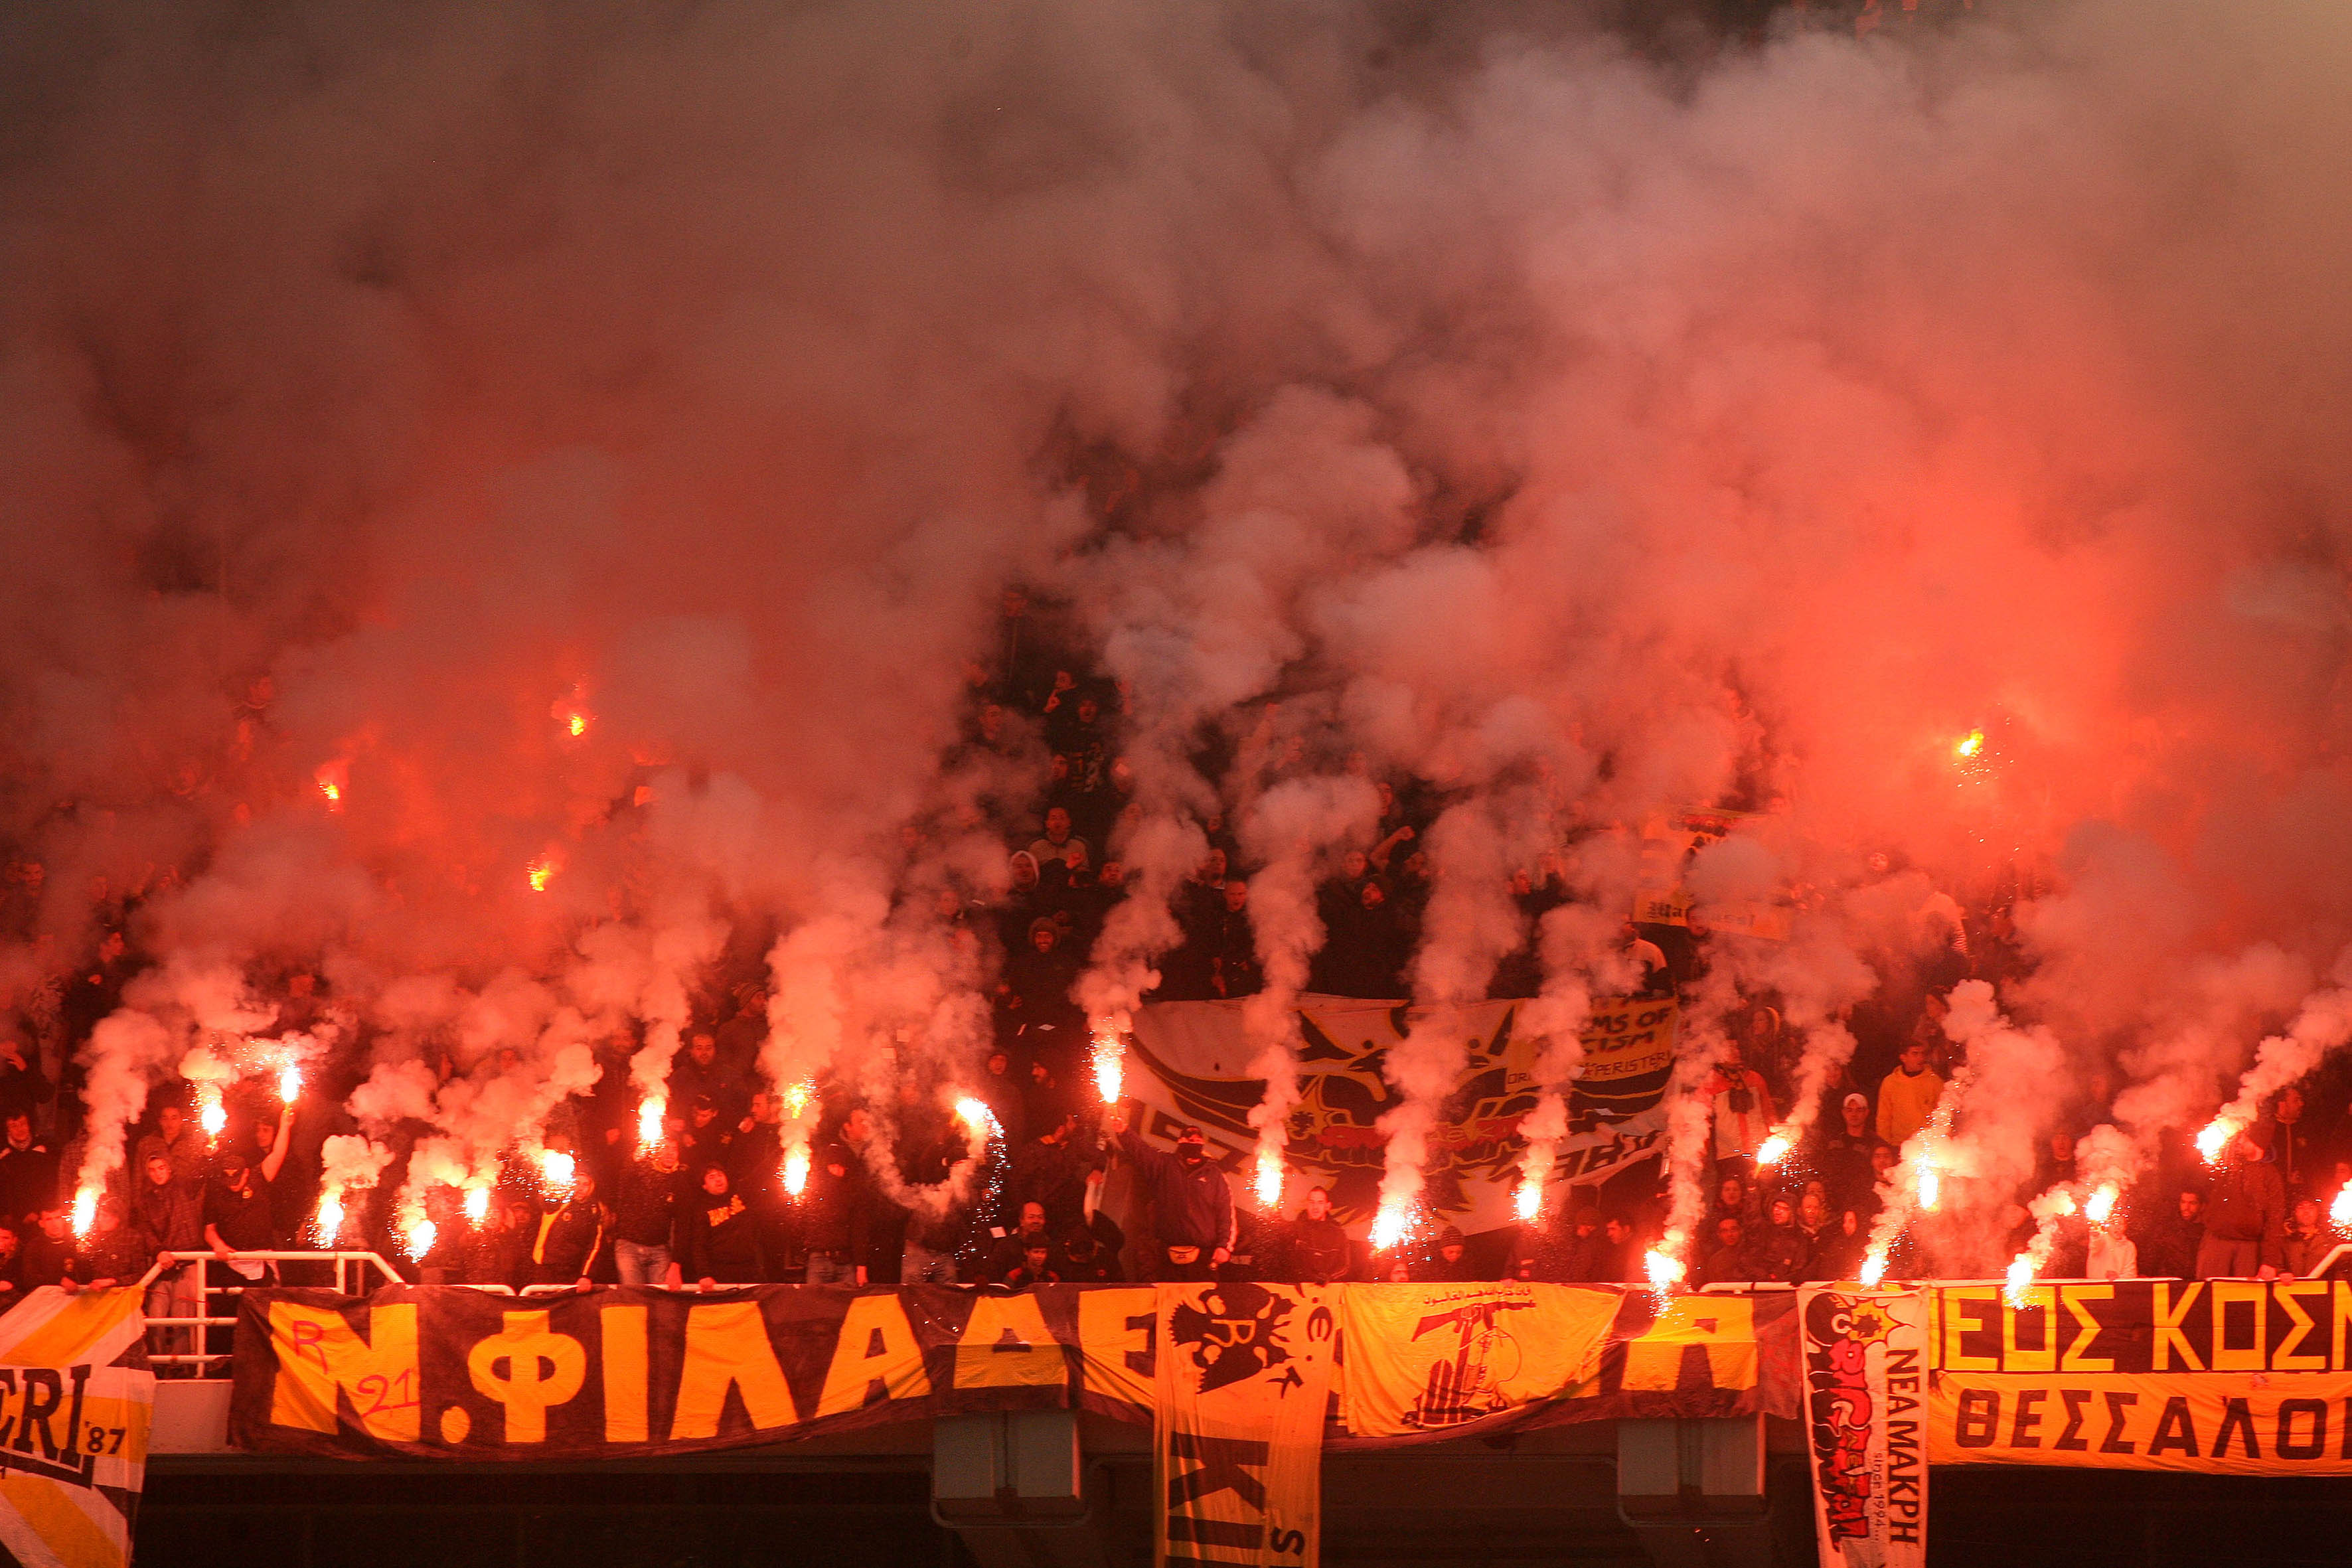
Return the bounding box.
[678,1165,765,1289]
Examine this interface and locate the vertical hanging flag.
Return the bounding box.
[0,1286,157,1568]
[1796,1285,1928,1568]
[1154,1282,1338,1568]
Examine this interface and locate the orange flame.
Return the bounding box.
[1954,729,1986,759]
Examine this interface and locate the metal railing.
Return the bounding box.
[131,1250,408,1379]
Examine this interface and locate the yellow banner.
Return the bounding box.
[1930,1370,2352,1473]
[1336,1283,1620,1437]
[0,1287,156,1568]
[1155,1283,1338,1568]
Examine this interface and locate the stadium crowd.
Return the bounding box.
[0,584,2345,1376]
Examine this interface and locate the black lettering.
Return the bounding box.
[2149,1397,2200,1458]
[2055,1389,2091,1451]
[13,1370,61,1460]
[1954,1389,1999,1448]
[2099,1392,2138,1454]
[1125,1311,1157,1378]
[2278,1399,2327,1460]
[1167,1431,1271,1511]
[2010,1388,2047,1449]
[2213,1398,2259,1460]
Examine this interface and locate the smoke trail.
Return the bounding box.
[1237,774,1379,1203]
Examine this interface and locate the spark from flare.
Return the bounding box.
[462,1186,489,1224]
[317,778,342,809]
[70,1187,98,1239]
[2086,1183,2119,1227]
[1254,1148,1284,1209]
[1090,1020,1124,1104]
[1857,1250,1889,1288]
[526,854,558,894]
[783,1146,811,1198]
[2003,1251,2037,1307]
[2195,1117,2237,1166]
[566,712,588,738]
[638,1095,665,1149]
[1754,1132,1792,1169]
[1954,729,1986,760]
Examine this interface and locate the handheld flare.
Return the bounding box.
[1090,1020,1123,1105]
[1857,1250,1889,1288]
[462,1186,489,1224]
[404,1215,436,1259]
[2195,1117,2237,1166]
[1370,1206,1408,1253]
[1754,1131,1792,1169]
[1515,1175,1542,1223]
[1253,1148,1283,1210]
[540,1149,576,1194]
[638,1095,665,1150]
[1644,1247,1687,1290]
[70,1187,98,1239]
[2086,1183,2119,1227]
[316,1188,347,1245]
[2003,1251,2037,1307]
[783,1145,811,1199]
[278,1061,302,1105]
[2332,1185,2352,1230]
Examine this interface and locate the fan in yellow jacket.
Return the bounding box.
[1875,1042,1946,1150]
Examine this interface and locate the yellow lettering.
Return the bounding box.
[2209,1282,2268,1372]
[1942,1288,1998,1373]
[2002,1286,2056,1373]
[1076,1287,1158,1411]
[2058,1285,2114,1373]
[670,1301,798,1439]
[466,1310,587,1444]
[2152,1282,2205,1372]
[2276,1283,2327,1372]
[955,1293,1069,1389]
[268,1302,420,1443]
[2333,1282,2352,1370]
[817,1294,933,1419]
[601,1305,649,1443]
[1622,1295,1757,1390]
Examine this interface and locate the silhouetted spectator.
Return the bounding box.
[0,1112,60,1227]
[526,1174,611,1289]
[1284,1186,1354,1284]
[1108,1117,1234,1281]
[613,1145,683,1286]
[2199,1124,2287,1277]
[1411,1225,1478,1283]
[2140,1189,2206,1279]
[676,1165,762,1288]
[801,1140,871,1285]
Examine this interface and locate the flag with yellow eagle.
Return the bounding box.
[0,1287,155,1568]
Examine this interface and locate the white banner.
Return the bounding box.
[1797,1286,1929,1568]
[1125,994,1673,1234]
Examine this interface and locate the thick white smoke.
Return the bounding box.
[0,0,2347,1251]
